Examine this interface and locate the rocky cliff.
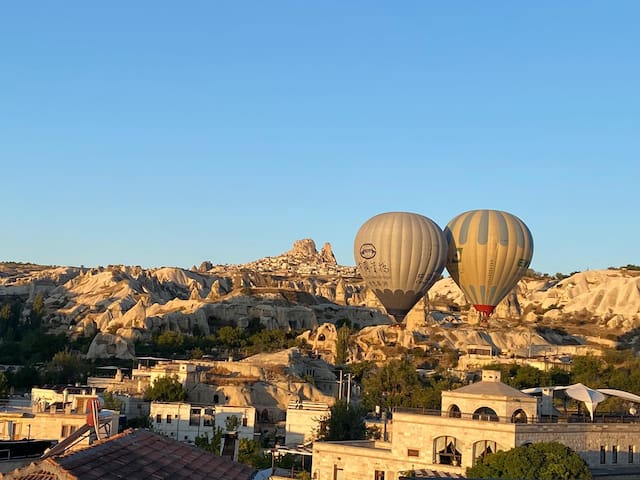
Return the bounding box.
[1,241,639,360]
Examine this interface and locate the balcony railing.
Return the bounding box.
[392,407,640,424]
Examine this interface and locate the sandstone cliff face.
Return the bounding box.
[2,241,639,360]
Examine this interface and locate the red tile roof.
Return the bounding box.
[1,430,257,480]
[0,472,60,480]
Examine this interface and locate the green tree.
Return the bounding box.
[32,293,45,317]
[143,375,187,402]
[316,400,366,441]
[361,358,426,410]
[156,331,185,355]
[43,349,88,385]
[467,442,592,480]
[547,366,571,386]
[7,365,40,391]
[190,347,205,359]
[28,293,46,327]
[334,324,352,365]
[0,302,18,339]
[571,355,607,388]
[101,391,124,412]
[238,438,271,469]
[225,415,241,432]
[20,332,68,364]
[195,427,224,454]
[217,326,245,349]
[0,372,9,399]
[247,329,289,354]
[346,361,375,382]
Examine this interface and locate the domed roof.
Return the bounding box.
[451,380,532,399]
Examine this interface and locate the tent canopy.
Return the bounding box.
[521,383,640,420]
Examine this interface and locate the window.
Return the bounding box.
[448,405,461,418]
[242,416,248,427]
[407,449,420,457]
[374,471,385,480]
[600,446,606,464]
[189,408,201,426]
[204,409,214,426]
[511,409,528,423]
[166,414,171,424]
[434,436,462,466]
[61,425,77,437]
[629,446,634,464]
[612,445,618,464]
[156,414,162,424]
[333,465,343,480]
[8,423,22,440]
[473,440,498,464]
[472,407,499,422]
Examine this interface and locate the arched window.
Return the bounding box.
[318,334,326,341]
[472,407,499,422]
[473,440,498,465]
[511,409,528,423]
[448,404,461,418]
[434,436,462,466]
[213,394,220,404]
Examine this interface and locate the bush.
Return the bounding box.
[467,442,592,479]
[143,375,187,402]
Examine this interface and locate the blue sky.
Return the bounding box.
[1,2,638,275]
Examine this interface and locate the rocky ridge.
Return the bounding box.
[1,240,640,360]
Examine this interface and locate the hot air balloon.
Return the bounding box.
[354,212,447,323]
[444,209,533,322]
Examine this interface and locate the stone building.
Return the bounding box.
[285,400,331,446]
[0,400,119,455]
[312,370,640,479]
[150,402,256,445]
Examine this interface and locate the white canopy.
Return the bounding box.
[597,388,640,404]
[564,383,606,420]
[521,383,640,420]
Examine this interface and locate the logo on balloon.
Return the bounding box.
[359,243,376,259]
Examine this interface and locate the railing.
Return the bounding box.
[391,407,640,424]
[268,467,310,479]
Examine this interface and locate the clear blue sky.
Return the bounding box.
[2,2,638,275]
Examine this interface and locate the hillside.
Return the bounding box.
[1,239,639,360]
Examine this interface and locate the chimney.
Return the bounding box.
[481,370,502,382]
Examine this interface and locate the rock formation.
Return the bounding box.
[2,242,640,360]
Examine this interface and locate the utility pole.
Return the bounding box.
[346,373,352,405]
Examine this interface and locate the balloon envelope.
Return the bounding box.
[444,209,533,318]
[354,212,447,322]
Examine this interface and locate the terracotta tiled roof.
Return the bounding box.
[1,430,257,480]
[1,472,60,480]
[57,429,256,480]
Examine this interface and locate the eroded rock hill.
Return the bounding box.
[2,240,639,359]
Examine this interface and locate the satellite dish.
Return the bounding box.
[354,212,447,323]
[445,209,533,321]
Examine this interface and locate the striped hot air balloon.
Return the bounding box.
[354,212,447,323]
[444,209,533,320]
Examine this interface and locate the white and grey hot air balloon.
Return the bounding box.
[444,209,534,321]
[354,212,448,323]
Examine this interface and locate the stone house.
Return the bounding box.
[312,370,640,479]
[150,402,256,445]
[284,400,331,446]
